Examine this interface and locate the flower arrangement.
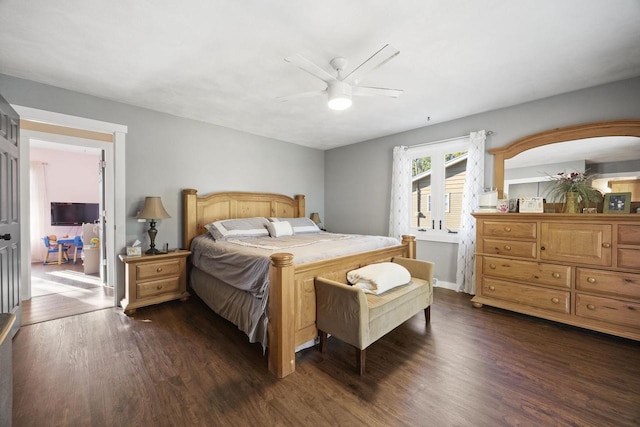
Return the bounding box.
[545,170,602,210]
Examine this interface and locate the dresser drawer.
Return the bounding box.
[617,248,640,270]
[576,268,640,299]
[481,238,537,259]
[576,294,640,328]
[482,278,570,313]
[482,221,536,239]
[137,277,181,299]
[618,225,640,246]
[483,256,571,288]
[136,259,182,280]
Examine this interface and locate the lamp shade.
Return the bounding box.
[136,196,171,220]
[310,212,321,224]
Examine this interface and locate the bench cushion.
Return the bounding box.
[366,278,430,322]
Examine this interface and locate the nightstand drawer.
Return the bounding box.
[137,277,180,299]
[136,259,181,280]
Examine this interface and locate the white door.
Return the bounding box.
[98,150,107,282]
[0,93,21,336]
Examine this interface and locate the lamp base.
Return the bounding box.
[145,248,165,255]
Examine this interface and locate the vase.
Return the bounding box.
[564,192,580,213]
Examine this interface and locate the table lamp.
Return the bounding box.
[136,196,171,254]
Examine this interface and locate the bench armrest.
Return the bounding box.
[314,277,368,348]
[392,257,434,284]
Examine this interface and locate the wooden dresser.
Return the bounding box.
[471,213,640,340]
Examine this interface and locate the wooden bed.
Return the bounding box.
[183,189,416,378]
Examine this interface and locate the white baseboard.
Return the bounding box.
[433,278,458,291]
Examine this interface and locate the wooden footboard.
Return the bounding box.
[182,188,415,378]
[268,235,415,378]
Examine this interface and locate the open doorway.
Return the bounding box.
[23,139,112,324]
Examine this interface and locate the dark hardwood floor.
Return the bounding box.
[12,288,640,426]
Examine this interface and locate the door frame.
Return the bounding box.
[16,106,126,306]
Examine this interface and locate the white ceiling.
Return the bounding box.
[1,1,639,150]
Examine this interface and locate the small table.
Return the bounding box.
[56,237,76,265]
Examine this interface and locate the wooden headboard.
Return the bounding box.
[182,189,306,250]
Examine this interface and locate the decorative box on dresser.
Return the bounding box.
[119,250,191,315]
[471,213,640,341]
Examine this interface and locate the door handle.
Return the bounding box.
[1,234,10,241]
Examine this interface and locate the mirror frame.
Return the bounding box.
[491,119,640,198]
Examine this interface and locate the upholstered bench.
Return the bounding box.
[314,257,434,375]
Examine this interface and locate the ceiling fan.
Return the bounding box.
[279,44,403,111]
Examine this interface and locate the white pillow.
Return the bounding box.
[269,217,320,234]
[266,221,294,238]
[204,217,269,240]
[347,262,411,295]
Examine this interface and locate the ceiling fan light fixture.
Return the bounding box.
[327,81,352,111]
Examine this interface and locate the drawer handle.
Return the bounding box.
[156,267,163,273]
[552,272,561,279]
[504,226,511,232]
[503,245,511,251]
[157,285,163,290]
[488,285,495,291]
[587,277,596,284]
[540,246,546,251]
[602,243,611,249]
[551,297,559,304]
[586,304,596,310]
[489,264,496,269]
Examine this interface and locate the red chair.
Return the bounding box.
[43,235,69,265]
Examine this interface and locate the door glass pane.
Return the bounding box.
[412,156,431,229]
[443,151,467,231]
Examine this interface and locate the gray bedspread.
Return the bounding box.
[190,231,401,297]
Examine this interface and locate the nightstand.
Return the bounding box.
[119,250,191,315]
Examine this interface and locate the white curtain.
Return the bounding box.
[388,146,411,240]
[456,130,486,294]
[30,161,48,262]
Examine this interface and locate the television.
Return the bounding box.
[50,202,100,226]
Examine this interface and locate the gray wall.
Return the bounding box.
[0,74,325,250]
[325,76,640,283]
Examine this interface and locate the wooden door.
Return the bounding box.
[0,94,20,335]
[540,222,611,266]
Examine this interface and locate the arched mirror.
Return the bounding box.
[491,120,640,210]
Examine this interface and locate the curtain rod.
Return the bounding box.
[407,130,494,149]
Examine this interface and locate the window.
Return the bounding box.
[409,138,469,240]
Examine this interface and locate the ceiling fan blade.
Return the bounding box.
[343,44,400,85]
[352,86,403,98]
[284,54,337,84]
[277,90,326,102]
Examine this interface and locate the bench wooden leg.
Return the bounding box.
[356,348,366,376]
[424,306,431,324]
[319,330,328,353]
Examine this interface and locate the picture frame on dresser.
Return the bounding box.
[604,192,631,214]
[518,197,544,213]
